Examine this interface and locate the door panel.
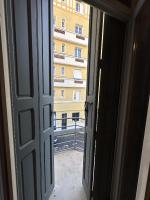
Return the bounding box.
[119,1,150,199]
[93,15,126,200]
[6,0,54,199]
[82,7,102,200]
[39,0,54,199]
[6,0,41,199]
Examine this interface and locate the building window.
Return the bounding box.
[53,67,56,76]
[76,2,80,13]
[73,91,80,101]
[61,19,65,29]
[61,44,65,53]
[62,113,67,129]
[53,16,56,27]
[61,90,64,98]
[73,70,82,79]
[53,42,56,51]
[75,47,82,58]
[61,67,65,76]
[54,112,56,130]
[75,24,83,35]
[72,112,80,121]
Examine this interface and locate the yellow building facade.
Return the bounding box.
[53,0,89,129]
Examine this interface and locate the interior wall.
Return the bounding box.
[118,0,132,7]
[0,0,17,199]
[136,98,150,200]
[0,86,7,200]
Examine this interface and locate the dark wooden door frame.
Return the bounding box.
[2,0,149,200]
[81,2,134,200]
[112,0,150,200]
[83,0,131,21]
[2,0,132,199]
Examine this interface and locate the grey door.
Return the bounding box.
[39,0,55,199]
[5,0,42,199]
[82,7,102,200]
[5,0,54,199]
[93,14,126,200]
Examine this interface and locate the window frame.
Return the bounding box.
[75,24,83,35]
[53,66,55,76]
[62,113,67,130]
[73,69,82,79]
[73,91,80,101]
[72,112,80,121]
[61,67,65,76]
[61,43,65,53]
[53,16,56,27]
[61,18,66,29]
[76,1,81,13]
[75,47,82,58]
[53,112,56,130]
[61,89,65,98]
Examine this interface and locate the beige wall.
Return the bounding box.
[54,1,89,37]
[54,64,87,80]
[54,39,88,58]
[54,87,86,101]
[53,0,89,123]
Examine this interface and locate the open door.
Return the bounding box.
[93,14,126,200]
[82,7,102,200]
[5,0,42,199]
[5,0,54,199]
[39,0,55,199]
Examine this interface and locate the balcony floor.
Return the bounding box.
[50,150,86,200]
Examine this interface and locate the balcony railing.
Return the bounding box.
[54,52,87,67]
[53,117,85,152]
[54,78,86,88]
[54,27,88,46]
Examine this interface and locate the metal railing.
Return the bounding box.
[53,117,85,152]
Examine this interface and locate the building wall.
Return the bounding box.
[54,40,88,58]
[53,0,89,36]
[54,64,87,80]
[53,0,89,130]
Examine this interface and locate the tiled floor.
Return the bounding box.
[50,150,87,200]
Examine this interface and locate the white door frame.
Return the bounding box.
[0,0,17,199]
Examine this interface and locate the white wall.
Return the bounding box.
[136,97,150,200]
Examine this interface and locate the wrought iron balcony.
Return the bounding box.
[53,52,87,67]
[54,77,86,88]
[53,117,85,152]
[54,27,88,46]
